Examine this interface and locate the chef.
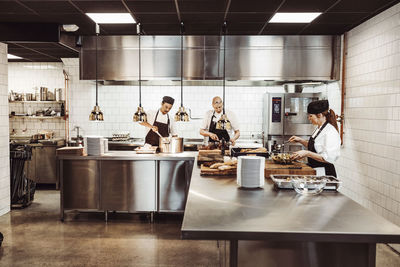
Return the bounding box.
[200,96,240,146]
[288,100,341,177]
[140,96,176,147]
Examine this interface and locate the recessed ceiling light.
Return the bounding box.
[269,12,321,23]
[7,54,22,59]
[86,13,136,24]
[62,24,80,32]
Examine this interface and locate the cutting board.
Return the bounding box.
[200,164,237,176]
[264,159,315,178]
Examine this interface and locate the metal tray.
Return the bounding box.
[270,174,341,191]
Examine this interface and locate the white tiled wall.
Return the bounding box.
[332,3,400,226]
[0,43,10,216]
[8,62,66,137]
[62,58,323,139]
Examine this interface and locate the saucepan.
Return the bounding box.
[157,133,183,153]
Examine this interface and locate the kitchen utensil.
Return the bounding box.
[55,88,63,101]
[159,136,183,153]
[271,152,294,164]
[154,131,163,138]
[291,178,326,196]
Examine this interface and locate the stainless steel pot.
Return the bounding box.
[159,136,183,153]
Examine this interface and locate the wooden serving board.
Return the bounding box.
[200,164,237,176]
[264,159,315,178]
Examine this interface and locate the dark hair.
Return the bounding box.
[321,109,339,132]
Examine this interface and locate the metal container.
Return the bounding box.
[159,137,183,153]
[40,87,48,101]
[55,88,63,101]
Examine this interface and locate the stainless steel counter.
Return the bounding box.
[58,152,196,221]
[181,164,400,267]
[58,151,197,160]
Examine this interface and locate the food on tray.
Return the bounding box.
[240,147,267,153]
[210,162,225,169]
[271,153,293,164]
[218,165,233,171]
[224,157,238,166]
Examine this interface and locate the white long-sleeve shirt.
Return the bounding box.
[312,123,341,164]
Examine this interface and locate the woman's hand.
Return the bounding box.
[209,133,219,141]
[291,150,309,160]
[151,126,159,132]
[230,139,236,146]
[289,135,303,143]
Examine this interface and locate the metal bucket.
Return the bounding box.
[159,137,183,153]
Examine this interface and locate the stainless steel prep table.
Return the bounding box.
[58,151,196,221]
[181,164,400,267]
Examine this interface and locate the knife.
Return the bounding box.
[268,166,302,169]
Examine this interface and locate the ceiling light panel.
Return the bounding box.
[86,13,136,24]
[269,12,321,23]
[8,54,22,59]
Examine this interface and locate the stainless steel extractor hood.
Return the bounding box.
[80,35,341,83]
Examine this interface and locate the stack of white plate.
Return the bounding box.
[237,156,265,188]
[86,136,105,156]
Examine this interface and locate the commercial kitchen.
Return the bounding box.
[0,0,400,266]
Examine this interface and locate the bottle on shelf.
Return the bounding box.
[61,103,65,116]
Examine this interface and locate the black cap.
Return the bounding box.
[307,100,329,114]
[162,96,175,105]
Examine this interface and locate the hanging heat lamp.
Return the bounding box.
[175,21,189,122]
[216,22,231,130]
[89,23,104,121]
[133,23,148,123]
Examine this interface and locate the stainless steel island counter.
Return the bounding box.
[58,151,196,221]
[181,164,400,267]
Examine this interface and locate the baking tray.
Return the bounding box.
[270,174,341,191]
[231,147,269,158]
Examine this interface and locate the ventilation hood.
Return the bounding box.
[80,35,341,84]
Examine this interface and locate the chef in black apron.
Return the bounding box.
[141,96,175,147]
[199,96,240,145]
[289,100,341,177]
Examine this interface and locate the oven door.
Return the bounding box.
[284,93,321,136]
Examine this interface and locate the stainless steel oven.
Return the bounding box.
[263,92,322,152]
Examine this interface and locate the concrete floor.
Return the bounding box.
[0,190,399,267]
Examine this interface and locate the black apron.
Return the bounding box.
[208,111,230,143]
[145,110,170,147]
[307,122,337,177]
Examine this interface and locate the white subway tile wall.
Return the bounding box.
[8,62,66,137]
[62,58,323,139]
[0,43,10,216]
[334,3,400,226]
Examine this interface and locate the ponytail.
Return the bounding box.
[322,109,339,132]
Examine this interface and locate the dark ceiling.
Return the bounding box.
[1,0,399,61]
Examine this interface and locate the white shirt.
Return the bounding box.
[312,123,341,164]
[201,109,239,134]
[145,109,176,136]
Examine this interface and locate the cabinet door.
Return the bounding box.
[158,160,194,212]
[100,160,156,212]
[62,160,99,209]
[36,146,57,183]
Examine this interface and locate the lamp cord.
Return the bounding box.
[95,28,98,106]
[138,23,142,107]
[222,22,226,114]
[180,22,184,108]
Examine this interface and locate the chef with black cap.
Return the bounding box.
[140,96,176,147]
[288,100,341,177]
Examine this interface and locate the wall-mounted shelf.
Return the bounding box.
[9,101,65,104]
[9,116,65,120]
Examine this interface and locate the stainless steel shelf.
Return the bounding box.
[9,101,65,104]
[9,116,65,120]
